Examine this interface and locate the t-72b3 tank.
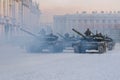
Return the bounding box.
[72,28,113,53]
[20,28,64,53]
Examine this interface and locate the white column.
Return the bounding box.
[0,0,2,16]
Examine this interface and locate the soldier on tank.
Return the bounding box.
[39,29,46,36]
[96,33,103,37]
[84,28,92,36]
[64,33,70,40]
[64,33,70,38]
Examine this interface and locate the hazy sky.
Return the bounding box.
[33,0,120,23]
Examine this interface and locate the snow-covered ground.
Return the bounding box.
[0,43,120,80]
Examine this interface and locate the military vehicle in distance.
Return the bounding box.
[20,28,64,53]
[72,28,115,53]
[57,33,79,48]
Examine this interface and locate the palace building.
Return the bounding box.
[0,0,41,37]
[54,11,120,42]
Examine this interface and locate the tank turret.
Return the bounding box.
[20,28,64,53]
[72,28,109,53]
[57,33,79,48]
[72,28,87,39]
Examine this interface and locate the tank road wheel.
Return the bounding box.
[74,46,80,53]
[108,44,113,50]
[108,46,112,50]
[49,45,64,53]
[98,45,106,53]
[54,47,63,53]
[74,46,86,53]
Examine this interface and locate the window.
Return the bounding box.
[96,20,99,23]
[84,20,87,23]
[102,20,105,23]
[114,20,117,23]
[108,20,111,23]
[78,20,81,22]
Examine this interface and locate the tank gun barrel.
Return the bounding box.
[72,28,86,39]
[57,33,66,40]
[20,28,38,38]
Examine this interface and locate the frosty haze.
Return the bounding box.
[0,42,120,80]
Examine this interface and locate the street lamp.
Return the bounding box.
[4,16,10,38]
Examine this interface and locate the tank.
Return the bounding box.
[20,28,64,53]
[91,32,115,50]
[72,28,109,53]
[57,33,79,48]
[102,36,115,50]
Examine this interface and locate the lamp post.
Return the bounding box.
[4,16,9,38]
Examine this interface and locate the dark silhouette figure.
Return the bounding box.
[39,29,46,36]
[84,28,92,36]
